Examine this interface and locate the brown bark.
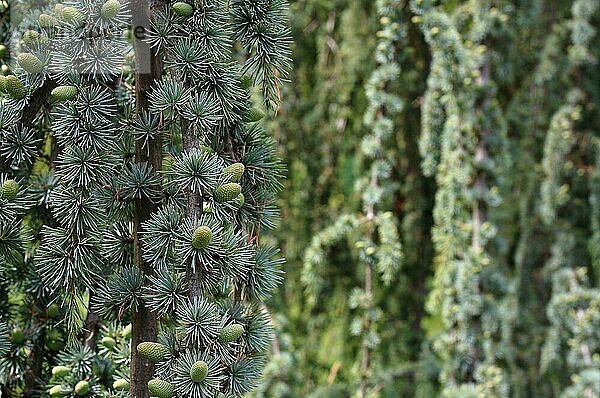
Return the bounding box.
[129,0,165,396]
[21,80,57,128]
[22,326,45,397]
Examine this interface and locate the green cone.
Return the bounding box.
[113,378,129,391]
[39,13,56,28]
[0,44,7,58]
[1,179,19,199]
[17,53,44,74]
[219,323,245,344]
[100,0,120,19]
[22,30,41,45]
[51,365,71,377]
[101,336,117,350]
[148,379,174,398]
[74,380,89,395]
[136,341,170,362]
[190,360,208,383]
[173,2,194,17]
[214,183,242,203]
[48,385,71,397]
[51,85,78,101]
[192,226,213,250]
[223,162,245,182]
[5,75,26,99]
[61,6,84,24]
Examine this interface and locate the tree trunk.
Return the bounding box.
[22,325,45,397]
[129,0,165,396]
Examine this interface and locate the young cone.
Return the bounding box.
[223,162,245,182]
[214,183,242,203]
[51,85,78,101]
[136,341,170,362]
[173,2,193,17]
[22,30,41,45]
[219,323,245,344]
[192,226,212,250]
[190,361,208,383]
[1,179,19,199]
[5,75,26,99]
[48,385,71,397]
[100,0,120,19]
[51,366,71,377]
[113,379,129,391]
[60,6,84,24]
[147,379,174,398]
[74,380,89,395]
[17,53,44,74]
[101,336,116,349]
[233,193,245,209]
[39,13,56,27]
[47,303,60,318]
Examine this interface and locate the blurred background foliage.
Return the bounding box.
[255,0,599,397]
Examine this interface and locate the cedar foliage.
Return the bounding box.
[0,0,290,397]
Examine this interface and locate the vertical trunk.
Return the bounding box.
[130,1,165,396]
[83,297,100,350]
[22,326,45,397]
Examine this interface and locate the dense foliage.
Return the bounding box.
[0,0,289,397]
